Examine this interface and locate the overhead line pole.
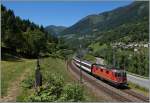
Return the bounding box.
[79,44,82,84]
[113,45,116,67]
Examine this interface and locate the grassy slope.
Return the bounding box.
[1,59,36,96]
[15,57,99,101]
[128,81,149,96]
[83,54,96,63]
[40,57,73,83]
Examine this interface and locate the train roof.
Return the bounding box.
[82,60,92,65]
[73,57,92,65]
[73,57,125,71]
[94,64,124,71]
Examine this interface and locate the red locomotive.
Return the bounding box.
[73,57,127,86]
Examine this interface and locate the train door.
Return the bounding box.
[111,71,116,81]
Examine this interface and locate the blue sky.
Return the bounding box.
[2,1,133,27]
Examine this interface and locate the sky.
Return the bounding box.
[2,0,134,27]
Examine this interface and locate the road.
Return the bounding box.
[127,74,149,89]
[96,57,149,89]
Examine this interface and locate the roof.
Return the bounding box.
[94,64,124,71]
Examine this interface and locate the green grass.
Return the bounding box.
[40,57,74,83]
[128,81,149,96]
[1,59,36,96]
[42,57,105,101]
[83,54,96,63]
[89,42,101,53]
[2,57,102,101]
[39,57,103,101]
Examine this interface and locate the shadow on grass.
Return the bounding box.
[1,53,23,62]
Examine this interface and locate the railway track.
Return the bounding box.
[121,89,149,102]
[67,60,149,102]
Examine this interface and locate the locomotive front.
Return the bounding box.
[113,69,127,86]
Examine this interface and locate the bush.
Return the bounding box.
[59,84,85,102]
[21,75,34,89]
[83,54,96,63]
[26,73,84,102]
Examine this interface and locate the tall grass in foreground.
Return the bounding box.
[1,59,36,96]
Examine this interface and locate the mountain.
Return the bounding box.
[62,1,148,35]
[45,25,67,36]
[60,1,149,49]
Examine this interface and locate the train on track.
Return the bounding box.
[73,57,127,86]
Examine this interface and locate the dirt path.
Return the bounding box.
[1,68,31,102]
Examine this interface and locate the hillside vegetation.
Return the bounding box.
[45,25,66,36]
[1,5,58,58]
[61,1,149,49]
[58,1,149,77]
[1,57,99,102]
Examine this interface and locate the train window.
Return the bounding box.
[106,71,109,74]
[123,72,126,77]
[115,73,121,77]
[101,69,103,72]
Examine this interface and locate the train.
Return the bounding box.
[73,57,127,86]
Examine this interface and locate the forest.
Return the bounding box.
[1,4,62,59]
[88,43,149,77]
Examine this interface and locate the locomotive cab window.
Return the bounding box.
[118,73,121,77]
[123,72,126,77]
[115,73,121,77]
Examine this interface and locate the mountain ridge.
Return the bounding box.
[59,1,149,49]
[45,25,67,36]
[61,1,148,36]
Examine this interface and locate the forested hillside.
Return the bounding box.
[45,25,66,36]
[60,1,149,77]
[1,5,58,58]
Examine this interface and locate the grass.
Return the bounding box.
[40,57,104,101]
[128,81,149,96]
[1,59,36,96]
[83,54,96,63]
[17,57,99,102]
[2,57,102,101]
[40,57,74,83]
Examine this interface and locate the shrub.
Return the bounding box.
[26,73,85,102]
[59,84,85,102]
[21,75,34,89]
[83,54,96,63]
